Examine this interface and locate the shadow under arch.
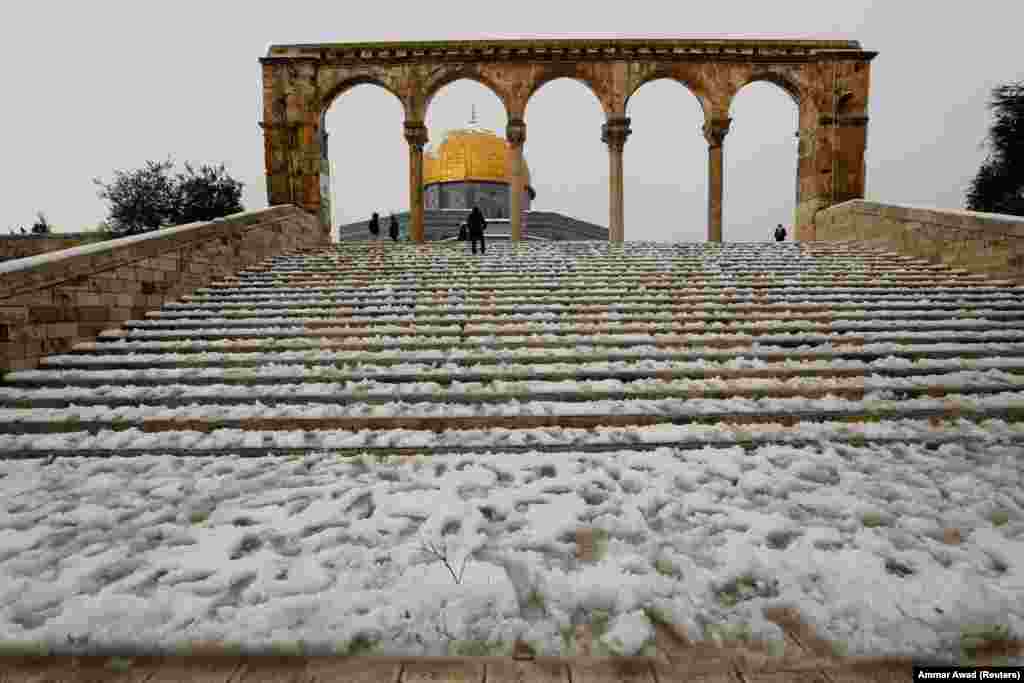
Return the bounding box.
[734,71,802,109]
[319,75,407,121]
[624,74,708,118]
[524,74,608,120]
[423,70,511,123]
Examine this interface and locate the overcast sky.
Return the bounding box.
[2,1,1021,242]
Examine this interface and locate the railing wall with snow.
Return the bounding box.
[0,233,108,263]
[816,200,1024,281]
[0,205,321,373]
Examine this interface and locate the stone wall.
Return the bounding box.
[0,206,322,373]
[0,234,108,262]
[815,200,1024,281]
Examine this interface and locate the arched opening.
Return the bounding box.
[523,78,607,236]
[323,83,407,242]
[725,81,799,242]
[423,79,509,232]
[625,79,706,242]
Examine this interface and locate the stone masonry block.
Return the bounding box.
[76,306,110,323]
[73,292,103,307]
[28,306,62,324]
[44,322,78,338]
[0,307,28,324]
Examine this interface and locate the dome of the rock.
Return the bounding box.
[423,119,535,219]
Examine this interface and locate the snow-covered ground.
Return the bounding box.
[1,444,1021,661]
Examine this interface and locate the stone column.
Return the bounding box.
[319,124,332,239]
[602,116,631,242]
[404,121,428,243]
[506,119,526,243]
[702,117,731,243]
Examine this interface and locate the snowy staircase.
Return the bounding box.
[2,240,1024,458]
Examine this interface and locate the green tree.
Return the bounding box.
[94,159,244,236]
[967,81,1024,216]
[173,162,244,225]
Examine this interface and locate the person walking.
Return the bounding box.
[468,206,487,255]
[774,224,786,242]
[368,212,380,240]
[458,222,468,241]
[389,214,400,242]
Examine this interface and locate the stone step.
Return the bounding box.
[189,285,1024,299]
[40,343,1024,369]
[1,398,1020,435]
[23,355,1024,383]
[66,336,1024,356]
[2,380,1017,410]
[2,428,1017,460]
[131,310,1024,327]
[163,299,1024,315]
[93,329,1024,349]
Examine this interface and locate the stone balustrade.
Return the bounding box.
[0,206,321,373]
[815,200,1024,281]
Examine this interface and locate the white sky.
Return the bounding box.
[1,1,1021,242]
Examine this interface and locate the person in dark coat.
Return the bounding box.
[458,222,468,241]
[774,224,786,242]
[368,212,380,239]
[389,214,400,242]
[468,206,487,255]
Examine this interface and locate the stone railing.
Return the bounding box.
[0,206,322,373]
[815,200,1024,281]
[0,233,108,262]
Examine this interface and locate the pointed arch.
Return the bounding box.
[423,68,512,123]
[624,71,709,118]
[524,72,608,119]
[319,75,407,121]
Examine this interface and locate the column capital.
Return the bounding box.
[404,121,428,148]
[506,119,526,147]
[258,121,300,131]
[601,116,631,150]
[702,117,732,148]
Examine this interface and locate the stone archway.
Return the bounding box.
[260,38,876,243]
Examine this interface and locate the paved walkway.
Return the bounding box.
[0,652,917,682]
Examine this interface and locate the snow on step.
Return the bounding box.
[3,240,1024,458]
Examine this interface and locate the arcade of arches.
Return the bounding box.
[260,38,876,243]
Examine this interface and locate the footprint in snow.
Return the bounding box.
[229,533,264,560]
[78,557,147,595]
[764,529,803,550]
[344,492,375,520]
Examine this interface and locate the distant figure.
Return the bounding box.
[389,214,400,242]
[468,206,487,255]
[774,224,786,242]
[368,212,380,239]
[458,222,468,241]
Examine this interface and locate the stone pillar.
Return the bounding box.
[702,117,731,243]
[602,116,631,242]
[260,121,297,208]
[319,125,332,239]
[506,119,526,243]
[404,121,428,243]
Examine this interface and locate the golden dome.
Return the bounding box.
[423,126,531,188]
